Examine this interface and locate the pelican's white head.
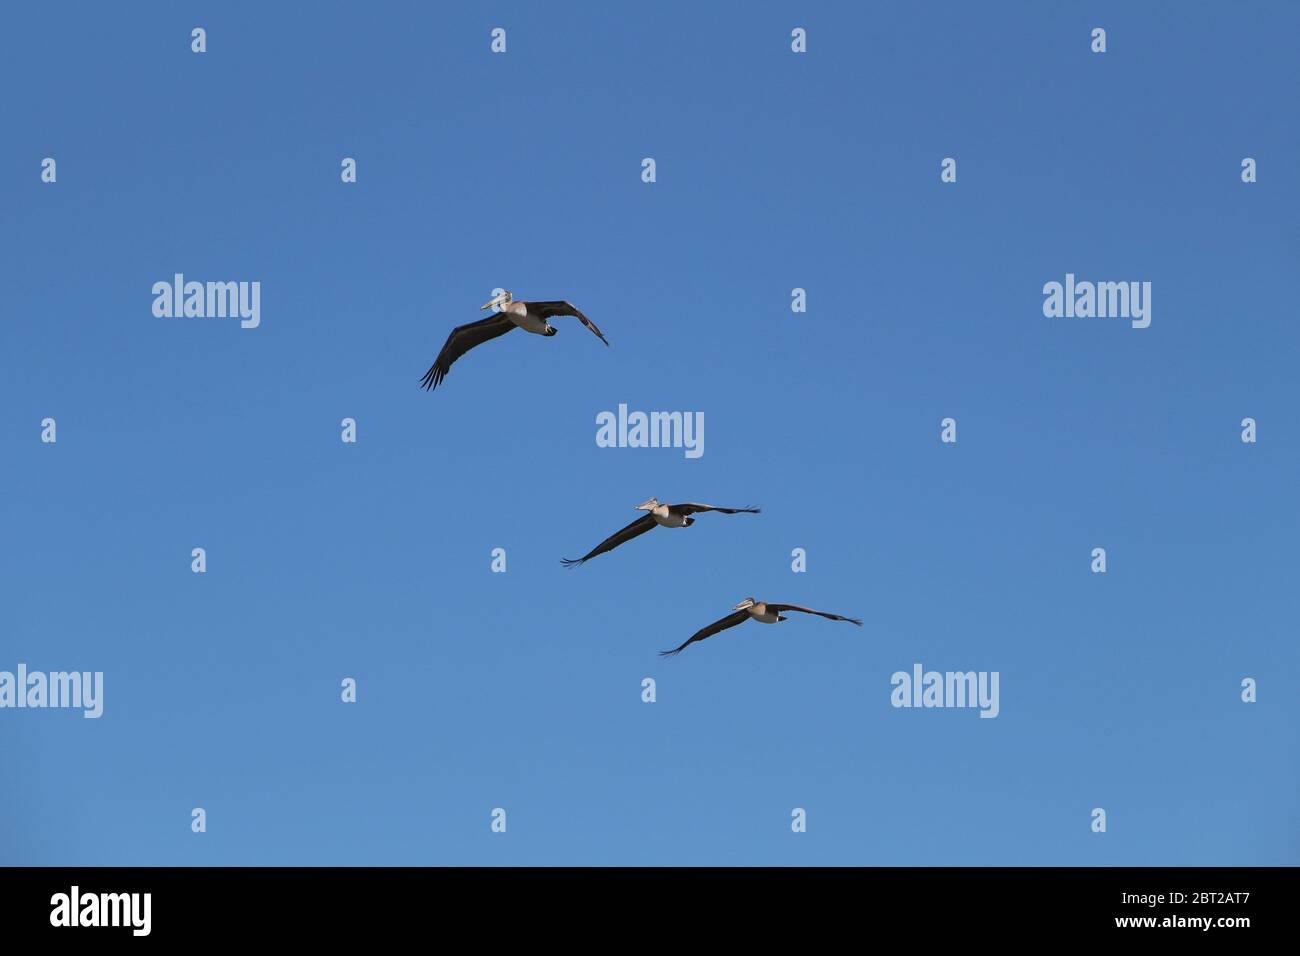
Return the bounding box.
[635,497,660,511]
[481,290,513,311]
[733,597,757,611]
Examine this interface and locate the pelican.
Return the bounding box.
[420,291,609,390]
[561,499,760,567]
[659,597,863,657]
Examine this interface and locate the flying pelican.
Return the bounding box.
[561,499,760,567]
[420,290,609,390]
[659,598,863,657]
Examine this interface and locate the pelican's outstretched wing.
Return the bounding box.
[670,503,761,516]
[561,513,656,567]
[421,313,516,390]
[766,604,863,626]
[529,301,609,347]
[659,610,750,658]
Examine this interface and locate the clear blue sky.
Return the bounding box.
[1,1,1296,865]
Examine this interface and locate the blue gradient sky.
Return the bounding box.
[2,1,1296,865]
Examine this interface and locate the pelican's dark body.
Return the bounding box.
[421,294,608,391]
[561,499,760,567]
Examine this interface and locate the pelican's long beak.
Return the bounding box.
[733,599,755,611]
[480,297,499,311]
[635,498,657,511]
